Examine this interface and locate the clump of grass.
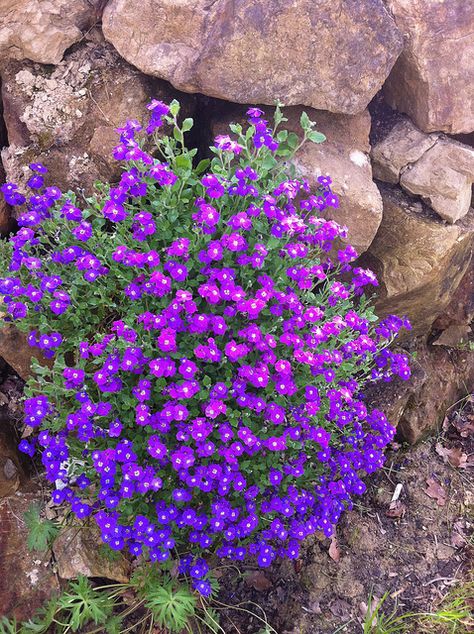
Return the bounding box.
[362,581,474,634]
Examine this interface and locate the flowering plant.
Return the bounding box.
[0,101,410,596]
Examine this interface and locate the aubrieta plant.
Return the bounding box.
[0,101,411,597]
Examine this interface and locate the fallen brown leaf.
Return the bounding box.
[451,519,468,548]
[328,536,341,562]
[386,500,407,519]
[424,478,447,506]
[451,413,474,438]
[435,443,468,468]
[245,570,273,592]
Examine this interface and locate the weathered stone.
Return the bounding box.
[396,345,474,443]
[384,0,474,134]
[365,340,474,443]
[0,429,23,497]
[0,323,52,380]
[0,0,101,65]
[360,187,474,335]
[53,525,130,583]
[1,40,189,197]
[210,103,382,254]
[0,491,60,620]
[433,257,474,331]
[103,0,402,114]
[399,140,474,224]
[371,118,438,184]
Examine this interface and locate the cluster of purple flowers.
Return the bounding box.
[0,102,411,597]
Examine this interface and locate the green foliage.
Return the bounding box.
[144,578,196,633]
[23,504,59,552]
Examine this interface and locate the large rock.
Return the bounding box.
[0,0,101,65]
[53,525,130,583]
[384,0,474,134]
[372,117,474,224]
[371,118,438,184]
[433,257,474,332]
[360,187,474,336]
[365,341,474,443]
[0,428,23,497]
[397,345,474,443]
[0,491,60,621]
[1,39,189,196]
[210,103,383,254]
[0,324,52,380]
[102,0,402,114]
[400,140,474,224]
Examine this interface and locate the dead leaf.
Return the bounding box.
[21,425,34,438]
[451,413,474,438]
[435,443,468,468]
[451,519,468,548]
[424,478,447,506]
[245,570,273,592]
[328,536,340,562]
[386,500,407,519]
[293,559,303,574]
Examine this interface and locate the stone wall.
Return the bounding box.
[0,0,473,443]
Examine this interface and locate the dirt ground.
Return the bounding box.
[217,399,474,634]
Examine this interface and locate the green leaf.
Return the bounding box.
[24,504,59,552]
[261,154,278,170]
[175,155,192,170]
[287,132,300,150]
[300,110,311,130]
[181,117,194,132]
[169,100,180,117]
[145,582,196,633]
[195,159,210,175]
[307,130,326,143]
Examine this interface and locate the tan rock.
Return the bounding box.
[0,429,24,497]
[0,0,100,65]
[210,103,382,255]
[1,40,190,197]
[0,323,52,380]
[384,0,474,133]
[371,118,438,184]
[0,491,60,621]
[53,525,130,583]
[433,257,474,331]
[361,187,474,335]
[103,0,402,114]
[399,140,474,224]
[396,345,474,443]
[365,340,474,443]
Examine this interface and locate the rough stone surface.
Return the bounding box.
[396,345,474,443]
[53,525,130,583]
[399,140,474,224]
[360,187,474,336]
[371,118,438,184]
[365,340,474,443]
[102,0,402,114]
[384,0,474,134]
[0,324,52,380]
[1,39,187,197]
[0,429,23,497]
[0,0,101,65]
[210,102,382,255]
[433,256,474,332]
[0,490,60,620]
